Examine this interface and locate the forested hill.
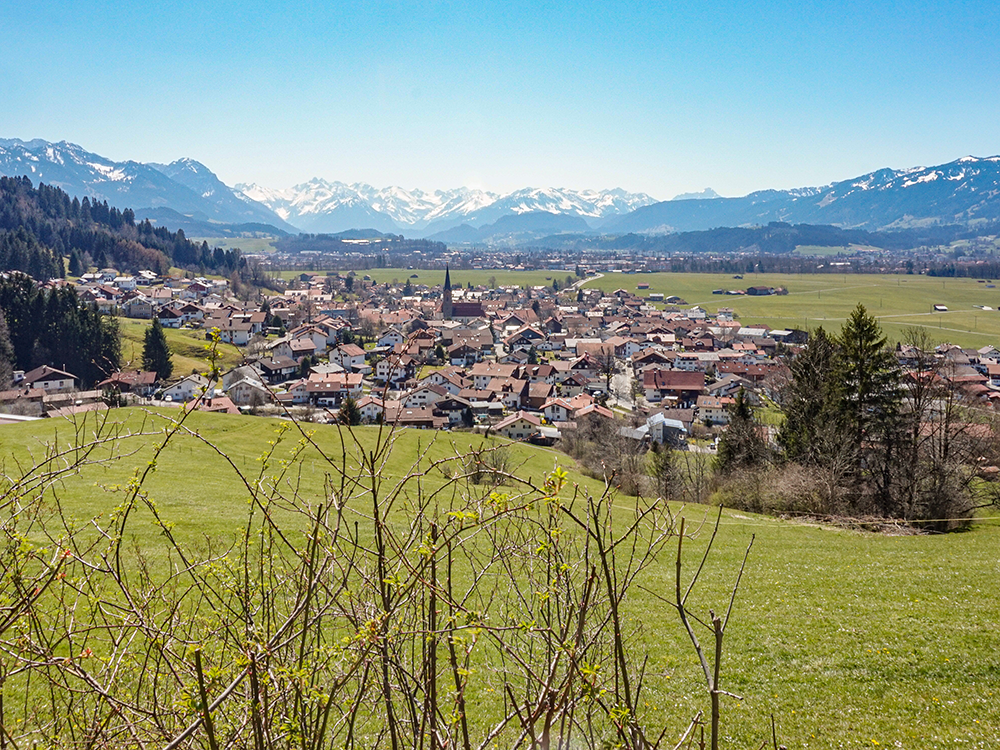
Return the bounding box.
[0,176,244,278]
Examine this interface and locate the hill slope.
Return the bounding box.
[0,409,996,747]
[607,156,1000,233]
[0,139,293,232]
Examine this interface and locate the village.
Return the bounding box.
[7,265,1000,450]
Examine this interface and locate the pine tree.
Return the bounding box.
[716,388,769,474]
[338,394,361,426]
[68,250,84,277]
[835,304,903,513]
[778,327,844,464]
[0,309,14,387]
[836,304,901,449]
[142,317,173,381]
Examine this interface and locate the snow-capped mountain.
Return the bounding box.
[237,179,657,235]
[605,156,1000,234]
[8,137,999,240]
[0,139,293,230]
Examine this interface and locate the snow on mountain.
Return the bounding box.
[672,187,722,201]
[148,158,295,229]
[236,179,657,235]
[606,155,1000,234]
[0,139,293,231]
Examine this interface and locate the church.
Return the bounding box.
[440,266,485,322]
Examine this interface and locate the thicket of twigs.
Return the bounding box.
[0,402,769,750]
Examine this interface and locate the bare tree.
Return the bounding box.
[0,382,772,747]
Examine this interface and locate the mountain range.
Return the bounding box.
[0,138,655,238]
[0,138,296,233]
[2,138,1000,243]
[604,157,1000,235]
[235,181,656,235]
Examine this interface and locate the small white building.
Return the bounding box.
[162,374,211,402]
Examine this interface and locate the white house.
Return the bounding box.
[494,411,542,441]
[22,365,78,393]
[162,374,211,402]
[541,398,574,423]
[402,384,448,409]
[377,328,406,348]
[332,343,367,373]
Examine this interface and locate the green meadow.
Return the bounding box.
[189,236,282,254]
[1,409,998,748]
[117,317,244,375]
[586,272,1000,349]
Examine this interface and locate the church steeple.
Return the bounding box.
[442,265,453,320]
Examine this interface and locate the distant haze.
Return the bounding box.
[672,188,722,201]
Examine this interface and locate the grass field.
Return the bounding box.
[303,267,1000,349]
[1,409,997,748]
[117,318,244,375]
[189,236,281,254]
[584,271,1000,349]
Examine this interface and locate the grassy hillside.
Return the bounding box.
[117,317,244,376]
[586,271,1000,349]
[0,409,997,747]
[189,236,281,254]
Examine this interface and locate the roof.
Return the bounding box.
[647,413,688,431]
[23,365,77,384]
[642,370,706,389]
[495,410,542,432]
[98,370,157,388]
[338,343,366,357]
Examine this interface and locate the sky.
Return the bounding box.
[2,1,999,200]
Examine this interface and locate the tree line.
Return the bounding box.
[0,272,120,387]
[715,304,996,529]
[0,175,246,277]
[531,220,1000,256]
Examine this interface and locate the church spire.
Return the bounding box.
[442,264,453,320]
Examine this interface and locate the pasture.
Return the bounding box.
[0,409,997,747]
[117,317,244,375]
[585,271,1000,349]
[189,236,282,254]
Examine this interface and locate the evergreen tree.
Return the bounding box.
[778,327,843,464]
[142,317,173,381]
[527,346,539,365]
[0,309,14,387]
[835,304,903,513]
[68,250,85,277]
[716,388,769,474]
[338,394,361,426]
[836,304,902,449]
[647,441,675,499]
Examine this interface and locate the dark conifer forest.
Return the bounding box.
[0,175,245,277]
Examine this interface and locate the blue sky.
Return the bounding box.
[2,1,999,198]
